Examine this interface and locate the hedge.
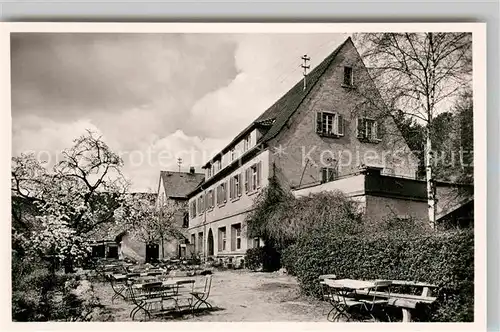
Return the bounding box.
[281,229,474,322]
[245,246,281,272]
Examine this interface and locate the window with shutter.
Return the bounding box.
[321,168,328,183]
[321,167,338,183]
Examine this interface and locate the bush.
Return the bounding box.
[282,229,474,322]
[12,255,105,321]
[245,246,281,272]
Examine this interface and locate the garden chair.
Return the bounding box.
[323,283,364,322]
[358,280,392,321]
[190,275,213,315]
[174,279,196,312]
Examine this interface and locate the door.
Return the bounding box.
[207,229,214,256]
[145,243,159,264]
[107,245,119,259]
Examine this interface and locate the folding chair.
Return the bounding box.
[359,280,392,321]
[174,279,196,312]
[324,284,364,322]
[190,275,213,315]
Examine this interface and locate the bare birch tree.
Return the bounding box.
[354,32,472,229]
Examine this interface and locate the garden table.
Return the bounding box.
[128,278,196,320]
[355,280,438,322]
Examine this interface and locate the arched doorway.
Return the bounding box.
[207,229,214,256]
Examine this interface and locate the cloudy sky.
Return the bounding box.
[11,32,349,192]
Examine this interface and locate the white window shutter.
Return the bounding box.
[373,121,378,140]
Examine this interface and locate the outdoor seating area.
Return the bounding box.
[88,258,214,321]
[319,275,438,322]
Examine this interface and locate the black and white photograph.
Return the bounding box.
[4,23,485,326]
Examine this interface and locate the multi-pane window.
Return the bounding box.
[231,223,242,251]
[197,194,204,215]
[207,167,212,178]
[191,234,196,252]
[198,232,204,254]
[216,160,221,172]
[229,174,242,200]
[357,118,382,142]
[218,227,227,251]
[216,182,227,205]
[190,200,197,218]
[343,66,353,86]
[321,167,338,183]
[207,190,214,210]
[316,112,344,137]
[243,135,251,152]
[245,162,262,193]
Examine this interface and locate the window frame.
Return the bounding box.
[218,227,227,252]
[321,167,338,183]
[343,66,354,87]
[316,111,344,138]
[357,117,382,143]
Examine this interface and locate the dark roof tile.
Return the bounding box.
[160,171,205,198]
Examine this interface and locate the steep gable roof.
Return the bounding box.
[160,170,205,199]
[256,38,349,142]
[201,37,350,169]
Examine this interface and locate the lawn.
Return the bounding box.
[93,269,331,322]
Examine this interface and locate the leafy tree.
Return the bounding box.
[11,130,129,271]
[113,193,186,259]
[354,33,472,228]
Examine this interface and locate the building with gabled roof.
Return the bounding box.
[155,167,204,259]
[186,37,472,264]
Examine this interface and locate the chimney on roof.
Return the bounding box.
[189,166,195,174]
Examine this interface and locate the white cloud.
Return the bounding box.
[187,33,349,139]
[12,33,351,192]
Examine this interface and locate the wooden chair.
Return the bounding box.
[190,275,213,315]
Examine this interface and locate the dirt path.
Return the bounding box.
[94,270,330,322]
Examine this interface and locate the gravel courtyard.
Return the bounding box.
[94,269,331,322]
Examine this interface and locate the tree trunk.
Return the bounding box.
[426,125,436,229]
[160,234,164,259]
